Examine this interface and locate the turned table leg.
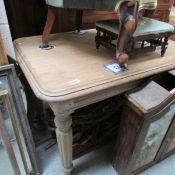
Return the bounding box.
[49,103,74,175]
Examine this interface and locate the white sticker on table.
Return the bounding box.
[69,79,80,85]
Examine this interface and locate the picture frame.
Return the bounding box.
[0,64,41,175]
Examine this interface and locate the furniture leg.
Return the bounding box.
[49,103,74,175]
[42,6,56,48]
[95,29,101,49]
[75,10,83,32]
[116,1,138,66]
[161,36,168,56]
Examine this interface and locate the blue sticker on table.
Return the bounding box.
[104,62,128,75]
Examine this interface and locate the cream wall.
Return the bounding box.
[0,0,16,59]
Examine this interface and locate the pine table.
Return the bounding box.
[14,30,175,175]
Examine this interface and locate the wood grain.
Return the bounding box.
[0,33,9,65]
[113,107,144,175]
[14,30,175,102]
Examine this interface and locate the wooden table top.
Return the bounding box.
[14,30,175,102]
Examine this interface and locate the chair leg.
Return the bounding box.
[141,41,145,48]
[116,1,138,67]
[161,36,168,56]
[95,30,101,49]
[75,10,83,32]
[41,6,56,48]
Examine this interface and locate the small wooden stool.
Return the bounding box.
[95,17,174,57]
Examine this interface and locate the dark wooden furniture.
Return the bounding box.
[4,0,173,41]
[95,18,174,58]
[113,72,175,175]
[154,0,174,22]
